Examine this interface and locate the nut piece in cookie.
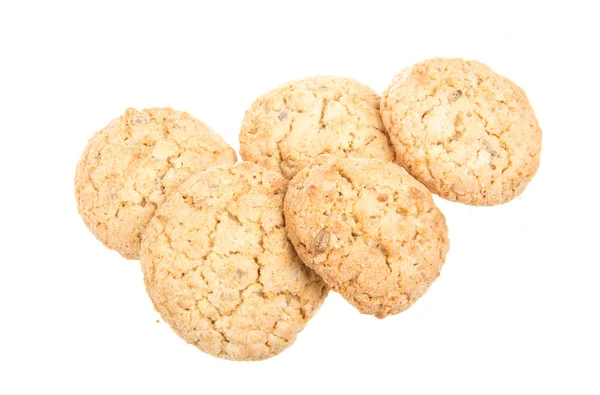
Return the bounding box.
[74,107,237,259]
[239,76,395,179]
[284,155,449,318]
[313,228,330,254]
[381,58,542,206]
[140,163,328,361]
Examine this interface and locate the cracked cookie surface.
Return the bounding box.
[240,76,395,179]
[75,108,237,259]
[284,155,448,318]
[381,58,542,205]
[140,162,328,360]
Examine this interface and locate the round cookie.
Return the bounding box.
[240,76,395,179]
[284,155,448,319]
[140,162,328,361]
[75,108,237,259]
[381,58,542,206]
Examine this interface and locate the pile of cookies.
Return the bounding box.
[75,58,542,361]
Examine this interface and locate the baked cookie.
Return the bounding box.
[239,76,395,179]
[140,162,328,361]
[284,155,448,318]
[75,108,236,259]
[381,58,542,205]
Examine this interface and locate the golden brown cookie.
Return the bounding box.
[140,162,328,361]
[239,76,395,179]
[284,155,448,318]
[381,58,542,205]
[75,108,237,259]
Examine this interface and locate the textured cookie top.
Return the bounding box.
[284,155,448,318]
[75,108,237,259]
[381,58,542,205]
[140,162,328,361]
[240,76,395,179]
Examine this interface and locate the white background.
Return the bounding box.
[1,1,598,394]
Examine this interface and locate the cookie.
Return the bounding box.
[140,162,328,361]
[381,58,542,205]
[75,108,237,259]
[284,155,448,318]
[239,76,395,179]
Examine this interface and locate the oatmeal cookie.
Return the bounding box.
[240,76,395,179]
[75,107,237,259]
[284,155,448,318]
[140,162,328,360]
[381,58,542,205]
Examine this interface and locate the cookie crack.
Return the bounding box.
[318,98,329,129]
